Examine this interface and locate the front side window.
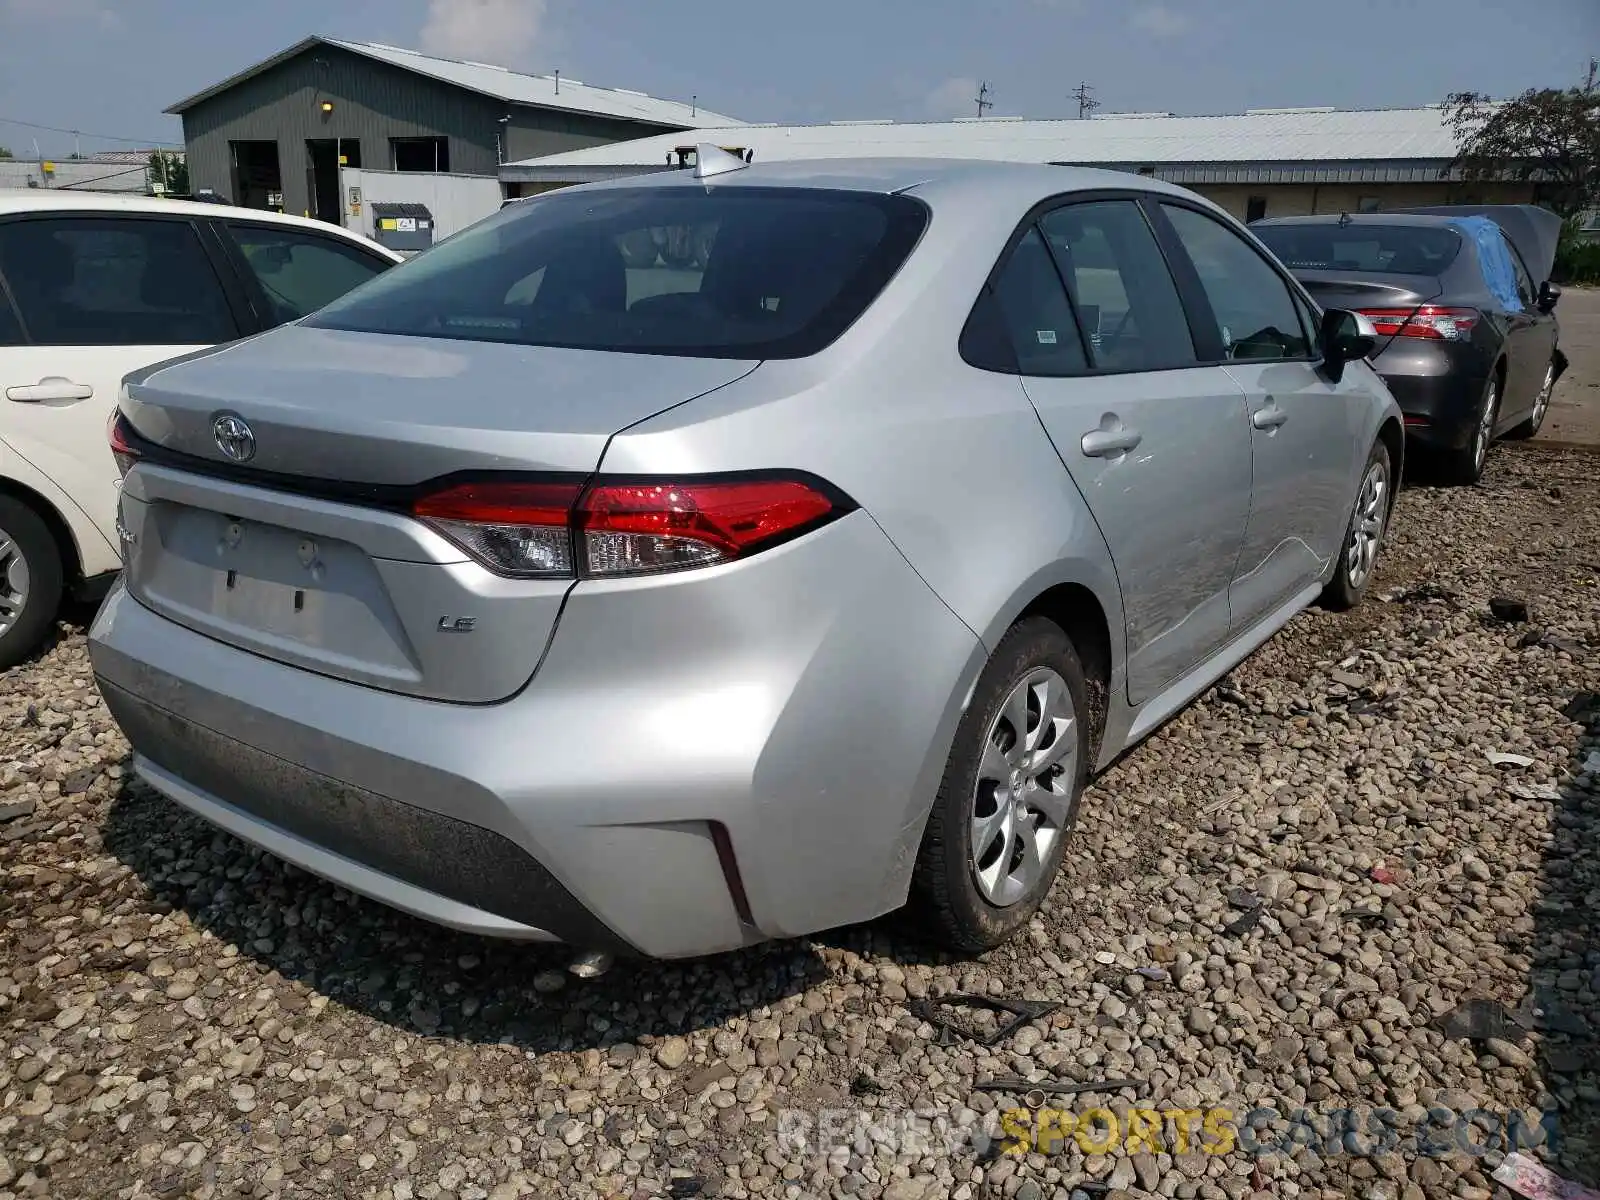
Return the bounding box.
[306,186,929,359]
[1037,200,1196,372]
[0,217,237,346]
[1503,236,1537,307]
[226,224,392,325]
[1162,205,1313,361]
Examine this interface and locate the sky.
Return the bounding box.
[0,0,1596,158]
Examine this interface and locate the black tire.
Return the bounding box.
[1506,353,1557,440]
[912,617,1090,954]
[1320,440,1392,612]
[0,496,63,671]
[1440,372,1500,486]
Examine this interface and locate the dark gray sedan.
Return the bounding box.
[1252,205,1566,484]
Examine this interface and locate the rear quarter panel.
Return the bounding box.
[599,193,1127,816]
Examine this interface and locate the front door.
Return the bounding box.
[0,214,246,558]
[1501,236,1558,426]
[1009,198,1253,704]
[1155,201,1364,628]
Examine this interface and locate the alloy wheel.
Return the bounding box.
[0,529,30,638]
[1530,364,1555,431]
[1346,457,1388,590]
[1473,380,1498,476]
[969,667,1078,907]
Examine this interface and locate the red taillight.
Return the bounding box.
[108,411,141,478]
[1356,306,1480,342]
[411,475,845,580]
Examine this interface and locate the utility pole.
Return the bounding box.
[1585,57,1597,94]
[1072,82,1100,120]
[976,81,994,118]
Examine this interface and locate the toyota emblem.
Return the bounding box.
[212,414,256,463]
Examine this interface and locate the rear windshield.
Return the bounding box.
[305,186,929,359]
[1252,223,1462,276]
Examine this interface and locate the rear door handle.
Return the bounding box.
[1081,424,1143,458]
[6,377,95,404]
[1251,402,1289,430]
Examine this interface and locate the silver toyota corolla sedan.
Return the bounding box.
[90,154,1401,961]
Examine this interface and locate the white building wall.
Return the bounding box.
[338,167,505,246]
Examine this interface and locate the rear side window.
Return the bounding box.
[1038,201,1196,372]
[226,224,392,325]
[306,186,929,359]
[1251,222,1462,276]
[962,228,1089,376]
[0,217,237,346]
[0,285,22,346]
[1162,205,1314,361]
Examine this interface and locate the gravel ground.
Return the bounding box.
[3,441,1599,1200]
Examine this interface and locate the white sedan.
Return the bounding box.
[0,190,400,665]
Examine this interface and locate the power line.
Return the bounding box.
[0,115,182,148]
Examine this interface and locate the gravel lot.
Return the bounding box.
[4,435,1600,1200]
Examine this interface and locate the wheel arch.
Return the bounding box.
[1375,415,1405,497]
[0,474,85,586]
[1013,583,1114,765]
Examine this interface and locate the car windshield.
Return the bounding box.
[306,185,929,359]
[1252,222,1462,276]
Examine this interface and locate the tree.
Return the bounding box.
[1442,62,1600,217]
[147,150,189,195]
[0,146,12,159]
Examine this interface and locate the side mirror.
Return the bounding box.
[1319,308,1376,383]
[1537,280,1561,313]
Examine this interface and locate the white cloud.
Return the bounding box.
[419,0,546,65]
[2,0,121,29]
[1130,4,1191,37]
[925,76,987,120]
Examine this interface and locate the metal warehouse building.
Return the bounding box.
[166,35,741,223]
[502,105,1528,222]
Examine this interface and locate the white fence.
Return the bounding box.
[337,168,505,247]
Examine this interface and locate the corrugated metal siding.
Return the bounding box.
[504,110,679,164]
[181,44,507,217]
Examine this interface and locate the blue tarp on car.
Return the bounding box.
[1450,216,1524,313]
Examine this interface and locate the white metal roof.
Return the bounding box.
[502,105,1467,182]
[168,35,741,130]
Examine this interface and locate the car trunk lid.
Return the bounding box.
[117,325,758,703]
[1291,271,1444,356]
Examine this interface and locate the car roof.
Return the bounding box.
[0,188,401,256]
[573,156,1211,210]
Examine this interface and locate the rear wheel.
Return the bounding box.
[0,497,63,671]
[912,617,1089,954]
[1320,439,1391,612]
[1506,356,1557,440]
[1441,374,1499,486]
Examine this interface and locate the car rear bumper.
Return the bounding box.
[89,511,982,958]
[1370,341,1488,451]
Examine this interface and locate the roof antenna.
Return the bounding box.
[692,142,749,180]
[692,94,698,117]
[553,69,559,94]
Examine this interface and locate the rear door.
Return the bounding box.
[0,212,249,560]
[1001,195,1253,705]
[211,219,396,327]
[1154,201,1365,631]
